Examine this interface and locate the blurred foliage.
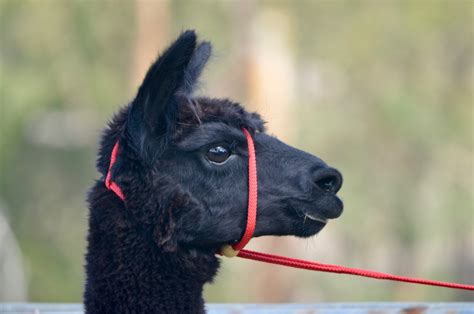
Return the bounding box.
[0,0,472,303]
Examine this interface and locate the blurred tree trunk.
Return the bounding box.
[131,0,170,90]
[0,207,27,301]
[235,6,298,302]
[246,10,297,143]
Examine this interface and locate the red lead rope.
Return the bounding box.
[105,130,474,291]
[236,250,474,291]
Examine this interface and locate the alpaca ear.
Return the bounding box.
[178,41,212,95]
[127,30,197,160]
[154,208,178,252]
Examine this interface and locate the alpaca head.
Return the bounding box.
[97,31,343,253]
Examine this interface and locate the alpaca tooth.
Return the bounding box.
[305,214,327,224]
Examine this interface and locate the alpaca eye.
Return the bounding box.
[206,146,231,164]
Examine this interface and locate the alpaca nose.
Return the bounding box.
[313,167,343,194]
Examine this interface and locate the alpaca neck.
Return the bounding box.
[84,187,219,313]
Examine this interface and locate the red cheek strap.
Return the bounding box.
[227,128,258,253]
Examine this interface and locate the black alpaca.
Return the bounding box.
[84,31,343,313]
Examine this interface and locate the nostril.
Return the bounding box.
[316,175,337,193]
[313,168,342,194]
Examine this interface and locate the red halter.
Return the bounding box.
[105,129,474,291]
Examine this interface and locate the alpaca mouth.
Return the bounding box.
[295,212,328,238]
[289,202,330,224]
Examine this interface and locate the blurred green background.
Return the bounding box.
[0,0,472,303]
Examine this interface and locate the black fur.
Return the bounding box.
[85,30,343,313]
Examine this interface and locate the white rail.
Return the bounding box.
[0,303,473,314]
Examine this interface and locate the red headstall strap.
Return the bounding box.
[233,128,258,251]
[105,141,125,201]
[105,130,474,291]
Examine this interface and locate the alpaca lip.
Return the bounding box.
[304,214,328,224]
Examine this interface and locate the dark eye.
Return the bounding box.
[206,145,231,164]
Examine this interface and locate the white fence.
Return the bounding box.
[0,303,473,314]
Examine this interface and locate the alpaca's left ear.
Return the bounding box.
[178,41,212,95]
[127,30,197,161]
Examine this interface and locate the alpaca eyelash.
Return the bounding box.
[229,140,238,150]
